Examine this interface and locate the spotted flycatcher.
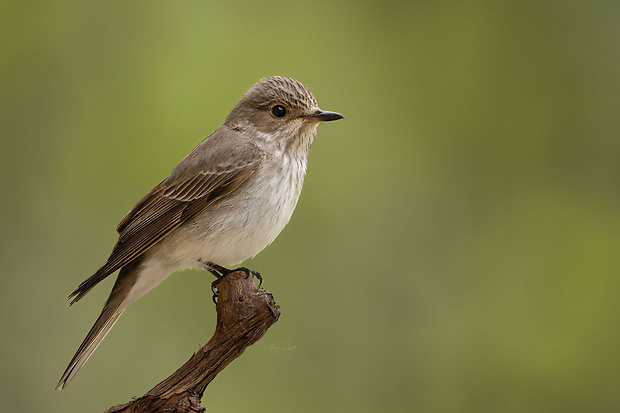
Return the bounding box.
[56,76,343,389]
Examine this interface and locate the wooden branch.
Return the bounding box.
[104,270,280,413]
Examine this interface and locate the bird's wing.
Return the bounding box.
[69,135,265,304]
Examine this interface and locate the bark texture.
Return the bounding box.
[104,270,280,413]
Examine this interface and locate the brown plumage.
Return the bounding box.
[56,76,342,390]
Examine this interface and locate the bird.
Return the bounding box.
[56,76,343,389]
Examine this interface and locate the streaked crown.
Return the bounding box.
[240,76,318,111]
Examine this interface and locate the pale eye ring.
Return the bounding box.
[272,105,287,117]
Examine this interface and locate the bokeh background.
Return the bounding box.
[2,1,619,412]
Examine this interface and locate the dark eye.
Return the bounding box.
[272,105,286,117]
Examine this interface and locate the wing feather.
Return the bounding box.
[69,135,264,305]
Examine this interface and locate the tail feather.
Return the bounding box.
[57,258,148,389]
[56,306,124,390]
[56,305,125,390]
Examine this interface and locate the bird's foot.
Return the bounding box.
[234,267,263,287]
[198,260,262,304]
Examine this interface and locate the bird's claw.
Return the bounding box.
[211,279,220,304]
[232,267,263,286]
[199,260,263,304]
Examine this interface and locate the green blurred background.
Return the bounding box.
[2,1,619,412]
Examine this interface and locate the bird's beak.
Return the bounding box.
[303,110,344,122]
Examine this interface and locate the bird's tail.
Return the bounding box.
[55,302,125,390]
[56,258,150,389]
[57,257,144,389]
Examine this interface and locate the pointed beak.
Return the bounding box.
[303,110,344,122]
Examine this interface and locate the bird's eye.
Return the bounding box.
[272,105,287,118]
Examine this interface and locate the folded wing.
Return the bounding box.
[69,136,264,305]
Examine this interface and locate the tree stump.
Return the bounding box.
[104,270,280,412]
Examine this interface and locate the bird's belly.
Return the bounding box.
[153,165,304,268]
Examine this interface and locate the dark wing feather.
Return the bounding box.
[69,136,264,305]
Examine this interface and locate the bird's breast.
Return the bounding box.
[157,153,308,267]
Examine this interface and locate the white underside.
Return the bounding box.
[123,151,307,307]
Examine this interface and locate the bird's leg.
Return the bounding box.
[198,260,262,304]
[200,260,230,279]
[198,260,229,303]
